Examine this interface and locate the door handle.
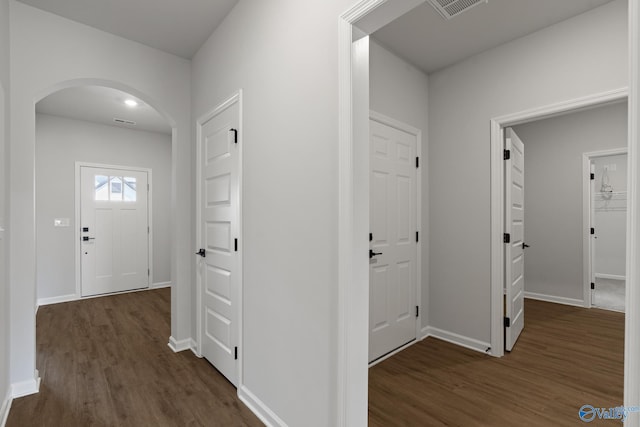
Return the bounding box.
[522,243,530,250]
[369,249,382,259]
[196,248,206,258]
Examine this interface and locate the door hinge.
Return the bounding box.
[591,282,595,290]
[504,149,511,160]
[416,157,420,168]
[416,231,419,243]
[590,173,595,180]
[148,268,150,276]
[147,183,150,191]
[504,317,511,328]
[503,233,511,244]
[416,306,419,318]
[148,226,150,234]
[591,227,595,235]
[230,128,238,144]
[234,346,238,360]
[234,238,238,252]
[369,232,373,242]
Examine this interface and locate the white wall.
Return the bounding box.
[35,114,172,302]
[369,40,430,327]
[592,153,627,277]
[512,102,627,301]
[10,1,191,394]
[0,0,9,417]
[192,0,355,425]
[428,0,628,344]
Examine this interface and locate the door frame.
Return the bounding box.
[194,90,244,385]
[368,110,423,367]
[582,147,628,309]
[339,1,640,425]
[74,162,153,298]
[490,89,628,357]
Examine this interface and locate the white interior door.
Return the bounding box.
[504,128,525,351]
[369,118,417,363]
[80,166,149,297]
[198,99,240,386]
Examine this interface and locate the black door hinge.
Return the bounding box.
[590,173,595,180]
[234,346,238,360]
[369,233,373,242]
[416,157,420,168]
[230,128,238,144]
[234,238,238,252]
[504,317,511,328]
[416,231,419,243]
[591,282,595,290]
[591,228,595,235]
[504,233,511,244]
[416,306,419,318]
[504,149,511,160]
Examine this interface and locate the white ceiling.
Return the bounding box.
[17,0,239,59]
[373,0,616,74]
[36,86,172,134]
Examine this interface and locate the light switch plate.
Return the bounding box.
[54,218,70,227]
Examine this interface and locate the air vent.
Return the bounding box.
[426,0,487,20]
[113,118,136,126]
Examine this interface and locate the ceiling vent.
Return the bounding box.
[426,0,487,20]
[113,118,136,126]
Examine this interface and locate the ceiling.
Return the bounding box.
[36,86,172,134]
[373,0,616,74]
[17,0,239,59]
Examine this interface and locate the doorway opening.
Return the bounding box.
[35,85,173,306]
[586,149,628,312]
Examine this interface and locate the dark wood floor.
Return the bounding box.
[369,299,625,426]
[7,288,262,427]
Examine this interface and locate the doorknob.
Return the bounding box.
[195,248,206,258]
[522,243,530,250]
[369,249,382,259]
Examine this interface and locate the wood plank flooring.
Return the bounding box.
[7,288,262,427]
[369,299,624,426]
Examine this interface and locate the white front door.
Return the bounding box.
[504,128,525,351]
[369,118,418,363]
[80,166,149,297]
[198,97,241,386]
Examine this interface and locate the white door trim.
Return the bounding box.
[582,148,628,310]
[369,110,423,344]
[490,89,628,358]
[74,162,153,299]
[195,89,243,384]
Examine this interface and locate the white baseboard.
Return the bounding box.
[11,372,40,399]
[524,292,584,307]
[420,325,430,340]
[168,336,195,353]
[594,273,626,281]
[1,388,12,427]
[37,293,78,307]
[423,326,492,354]
[238,385,288,427]
[151,281,171,289]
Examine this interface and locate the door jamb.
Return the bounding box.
[582,147,628,310]
[74,161,153,298]
[368,110,423,353]
[490,89,628,358]
[194,90,244,384]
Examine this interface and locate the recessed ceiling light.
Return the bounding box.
[124,99,138,107]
